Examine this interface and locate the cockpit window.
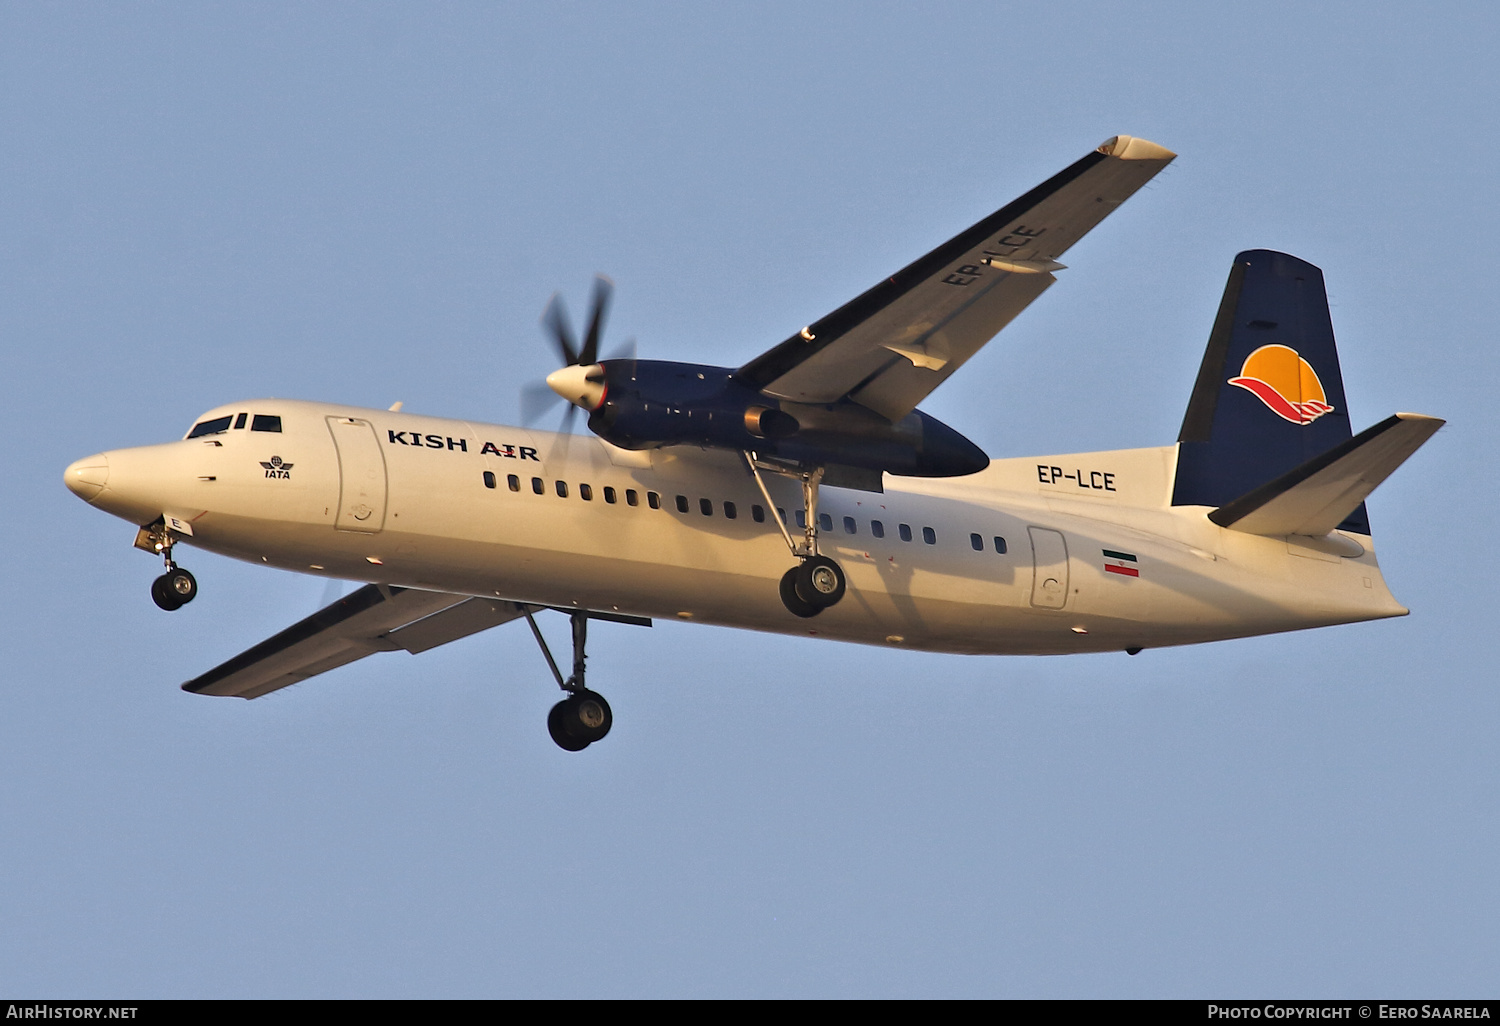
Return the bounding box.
[251,414,282,433]
[187,415,233,438]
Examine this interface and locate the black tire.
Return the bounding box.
[164,567,197,605]
[794,555,845,609]
[548,701,591,751]
[151,574,183,611]
[780,566,820,618]
[569,691,612,744]
[548,691,612,749]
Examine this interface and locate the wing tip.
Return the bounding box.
[1098,135,1176,161]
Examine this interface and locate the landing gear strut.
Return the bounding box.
[139,520,198,611]
[745,456,847,618]
[525,608,613,751]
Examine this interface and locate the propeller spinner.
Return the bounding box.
[522,275,632,428]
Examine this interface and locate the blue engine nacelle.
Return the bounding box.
[584,360,988,482]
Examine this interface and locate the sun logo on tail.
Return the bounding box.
[1227,344,1334,425]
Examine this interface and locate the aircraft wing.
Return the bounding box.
[736,135,1175,422]
[182,584,536,699]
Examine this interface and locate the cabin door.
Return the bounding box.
[327,416,388,533]
[1028,527,1069,609]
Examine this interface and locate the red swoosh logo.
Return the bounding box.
[1228,376,1332,424]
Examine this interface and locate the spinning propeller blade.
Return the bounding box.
[521,275,624,428]
[579,275,612,366]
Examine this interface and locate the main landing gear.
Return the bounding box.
[744,457,847,619]
[524,608,613,752]
[138,518,198,611]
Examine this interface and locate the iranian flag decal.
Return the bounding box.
[1103,549,1139,577]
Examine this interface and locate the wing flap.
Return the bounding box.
[387,596,533,654]
[738,135,1175,420]
[1208,413,1444,537]
[182,584,519,699]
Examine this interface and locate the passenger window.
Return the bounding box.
[556,481,569,498]
[898,524,912,542]
[871,520,885,539]
[993,536,1007,554]
[752,504,765,523]
[724,501,738,520]
[777,507,787,524]
[796,510,806,529]
[187,415,233,438]
[648,491,661,510]
[676,495,689,513]
[532,477,545,495]
[699,498,713,516]
[819,513,833,531]
[923,526,936,545]
[627,489,640,507]
[233,413,248,429]
[251,414,282,433]
[604,486,617,504]
[579,484,593,501]
[483,471,496,489]
[970,533,983,551]
[508,474,520,492]
[843,516,856,535]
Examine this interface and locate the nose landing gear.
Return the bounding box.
[137,518,198,611]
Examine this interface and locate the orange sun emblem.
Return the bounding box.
[1227,344,1335,425]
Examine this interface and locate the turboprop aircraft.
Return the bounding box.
[63,135,1443,751]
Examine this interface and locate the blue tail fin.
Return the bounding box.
[1172,249,1368,534]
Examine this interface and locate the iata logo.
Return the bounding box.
[1227,344,1335,425]
[259,455,293,479]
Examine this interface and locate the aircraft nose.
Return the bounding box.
[64,453,110,502]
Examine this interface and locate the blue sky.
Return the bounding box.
[3,2,1497,997]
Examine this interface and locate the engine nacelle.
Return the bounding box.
[584,359,988,480]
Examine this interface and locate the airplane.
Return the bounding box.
[63,134,1443,752]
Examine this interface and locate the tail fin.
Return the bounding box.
[1172,249,1369,533]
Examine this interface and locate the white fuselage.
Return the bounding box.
[69,399,1408,656]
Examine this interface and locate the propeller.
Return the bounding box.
[521,275,633,431]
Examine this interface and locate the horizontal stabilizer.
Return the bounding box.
[1208,413,1443,537]
[183,584,534,699]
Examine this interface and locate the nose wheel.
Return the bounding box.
[151,566,198,611]
[140,521,198,611]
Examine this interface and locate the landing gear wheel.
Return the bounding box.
[547,702,591,751]
[547,690,613,751]
[150,575,182,611]
[793,555,845,609]
[150,567,197,611]
[165,567,197,605]
[780,566,820,618]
